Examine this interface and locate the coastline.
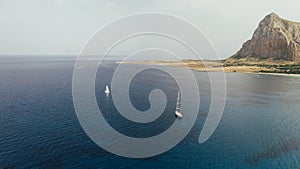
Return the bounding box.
[254,72,300,77]
[118,60,300,77]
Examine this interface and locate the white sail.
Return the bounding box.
[175,91,183,118]
[176,91,181,111]
[104,85,110,94]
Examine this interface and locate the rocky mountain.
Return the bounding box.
[232,13,300,63]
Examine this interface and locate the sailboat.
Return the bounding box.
[104,85,110,95]
[175,91,183,119]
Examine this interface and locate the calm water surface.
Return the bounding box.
[0,57,300,168]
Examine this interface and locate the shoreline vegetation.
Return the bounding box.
[118,58,300,76]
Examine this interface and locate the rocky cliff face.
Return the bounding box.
[234,13,300,62]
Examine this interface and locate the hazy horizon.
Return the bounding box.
[1,0,300,59]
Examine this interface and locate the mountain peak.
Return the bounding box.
[259,12,282,28]
[232,13,300,62]
[267,12,279,18]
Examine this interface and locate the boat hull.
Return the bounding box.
[175,111,183,118]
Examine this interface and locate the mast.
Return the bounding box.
[176,91,181,112]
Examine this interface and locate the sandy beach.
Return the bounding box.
[119,60,300,77]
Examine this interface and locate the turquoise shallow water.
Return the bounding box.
[0,57,300,168]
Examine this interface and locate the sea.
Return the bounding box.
[1,56,300,169]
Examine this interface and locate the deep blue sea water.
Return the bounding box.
[1,57,300,168]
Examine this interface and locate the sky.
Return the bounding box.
[0,0,300,59]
